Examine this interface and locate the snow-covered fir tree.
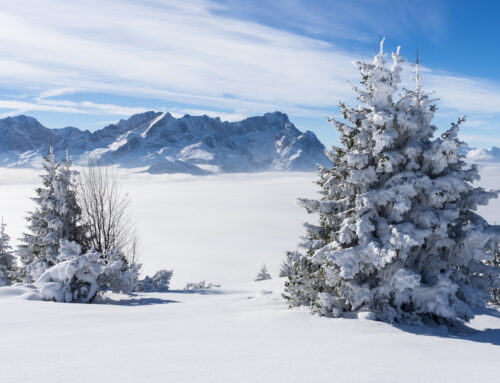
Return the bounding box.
[279,253,295,278]
[57,151,87,248]
[18,148,60,280]
[18,148,85,281]
[255,264,272,281]
[0,218,16,286]
[283,40,499,324]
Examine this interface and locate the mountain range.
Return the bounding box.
[0,112,329,175]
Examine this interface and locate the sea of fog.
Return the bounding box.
[0,169,318,287]
[0,164,499,288]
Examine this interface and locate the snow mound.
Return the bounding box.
[0,284,41,301]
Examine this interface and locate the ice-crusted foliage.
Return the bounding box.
[0,219,16,286]
[136,269,173,292]
[18,148,85,282]
[35,240,140,303]
[36,240,101,303]
[18,148,60,280]
[283,40,499,324]
[57,151,86,248]
[487,226,500,303]
[183,281,220,290]
[279,253,295,278]
[255,264,272,281]
[96,249,141,294]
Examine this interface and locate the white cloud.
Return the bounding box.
[0,0,497,124]
[0,0,357,115]
[425,73,500,115]
[0,98,149,116]
[37,88,80,100]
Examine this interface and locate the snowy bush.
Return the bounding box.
[136,269,173,292]
[96,249,140,294]
[255,264,272,281]
[183,281,220,290]
[35,241,101,303]
[35,240,140,303]
[283,40,500,325]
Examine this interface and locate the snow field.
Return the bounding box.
[0,278,499,383]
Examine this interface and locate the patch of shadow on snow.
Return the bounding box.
[394,308,500,347]
[168,288,228,295]
[96,295,179,306]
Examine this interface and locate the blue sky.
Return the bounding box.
[0,0,498,148]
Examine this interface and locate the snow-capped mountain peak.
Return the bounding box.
[0,111,329,174]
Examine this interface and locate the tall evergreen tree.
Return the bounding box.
[18,148,85,281]
[283,40,499,324]
[0,218,16,286]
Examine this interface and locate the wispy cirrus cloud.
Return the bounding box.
[0,0,357,113]
[0,98,149,117]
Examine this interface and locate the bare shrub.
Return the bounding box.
[78,164,138,263]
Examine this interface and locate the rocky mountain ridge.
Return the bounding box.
[0,111,329,174]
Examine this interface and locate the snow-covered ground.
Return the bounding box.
[0,167,499,382]
[1,279,499,383]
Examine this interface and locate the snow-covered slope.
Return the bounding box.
[0,112,329,174]
[0,278,499,383]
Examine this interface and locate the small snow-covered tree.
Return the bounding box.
[18,148,85,282]
[137,269,174,292]
[283,40,499,324]
[255,264,272,281]
[0,218,16,286]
